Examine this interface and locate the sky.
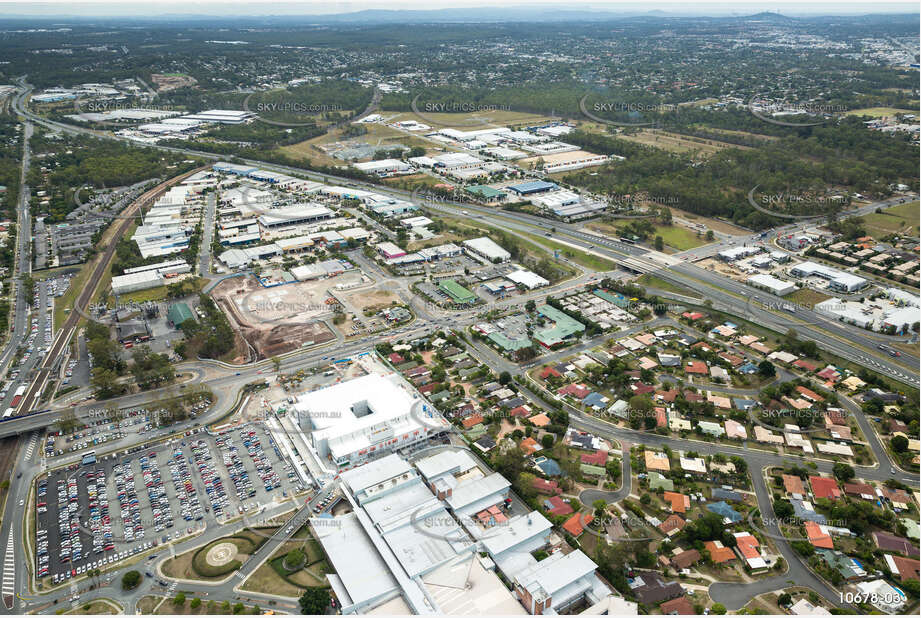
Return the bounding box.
[0,1,917,17]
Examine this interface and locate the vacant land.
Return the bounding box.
[387,110,559,130]
[652,224,709,251]
[344,289,400,313]
[636,273,702,298]
[668,206,751,235]
[844,106,918,118]
[279,122,430,166]
[787,287,832,310]
[861,201,919,237]
[588,221,709,252]
[617,129,743,157]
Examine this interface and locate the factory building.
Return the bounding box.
[789,261,867,292]
[747,273,796,296]
[463,236,511,263]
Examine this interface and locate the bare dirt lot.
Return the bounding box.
[344,289,400,313]
[211,275,337,358]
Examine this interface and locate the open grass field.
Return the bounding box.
[112,276,208,306]
[861,201,919,237]
[787,287,832,310]
[844,106,918,118]
[652,224,709,251]
[636,273,702,298]
[668,206,751,235]
[588,221,709,252]
[278,122,432,167]
[518,230,620,272]
[692,126,780,142]
[616,129,744,157]
[386,110,560,130]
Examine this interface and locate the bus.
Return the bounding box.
[619,237,636,245]
[10,384,27,408]
[2,408,14,419]
[81,451,97,466]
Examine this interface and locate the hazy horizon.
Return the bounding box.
[0,0,917,18]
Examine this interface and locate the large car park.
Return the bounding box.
[34,423,302,584]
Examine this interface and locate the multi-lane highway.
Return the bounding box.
[9,79,918,389]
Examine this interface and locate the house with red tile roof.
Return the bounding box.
[632,383,655,395]
[461,413,484,429]
[658,514,686,537]
[529,413,550,427]
[733,533,767,570]
[843,482,876,500]
[656,389,679,403]
[810,476,842,500]
[793,359,818,372]
[816,367,840,382]
[519,437,541,455]
[684,360,708,375]
[539,366,561,380]
[418,382,438,394]
[557,383,590,399]
[663,491,691,514]
[388,352,405,364]
[719,353,744,367]
[671,549,701,570]
[507,405,530,418]
[532,477,561,495]
[796,386,825,402]
[682,311,704,321]
[825,408,848,426]
[805,521,834,549]
[704,541,736,564]
[562,512,594,537]
[660,596,695,615]
[782,474,806,496]
[580,450,608,466]
[543,496,574,516]
[885,554,921,582]
[655,407,668,428]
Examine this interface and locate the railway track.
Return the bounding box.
[14,166,209,418]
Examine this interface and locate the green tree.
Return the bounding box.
[711,603,727,614]
[233,602,245,614]
[121,570,141,591]
[654,235,664,251]
[499,371,512,385]
[299,588,331,615]
[705,230,715,241]
[758,360,776,378]
[173,592,186,606]
[285,548,306,570]
[777,593,792,607]
[832,463,855,482]
[892,435,909,452]
[190,598,202,610]
[541,434,555,449]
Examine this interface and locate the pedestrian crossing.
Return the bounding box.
[23,432,37,461]
[2,528,15,609]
